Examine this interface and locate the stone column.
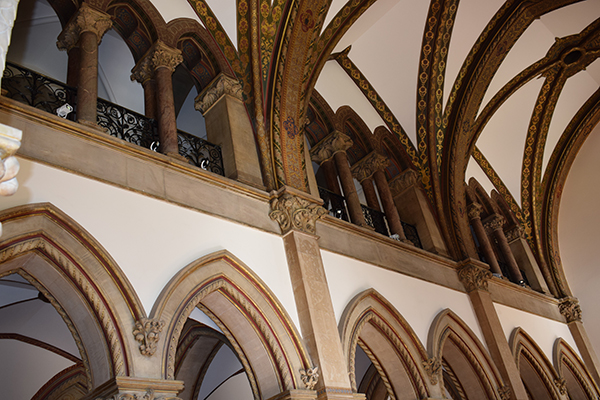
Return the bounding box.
[360,178,379,210]
[311,131,367,227]
[270,188,362,400]
[131,63,157,120]
[195,73,264,188]
[506,226,550,294]
[484,214,524,284]
[57,3,112,125]
[467,203,502,276]
[321,159,341,195]
[458,261,529,400]
[81,376,184,400]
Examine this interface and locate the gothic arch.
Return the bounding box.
[428,309,504,399]
[553,338,600,400]
[150,250,312,399]
[338,288,432,399]
[0,203,144,389]
[509,328,562,400]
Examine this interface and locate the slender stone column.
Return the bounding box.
[321,159,341,195]
[311,131,367,227]
[467,203,502,275]
[57,3,112,125]
[66,47,80,88]
[360,178,380,210]
[458,261,529,400]
[484,214,524,284]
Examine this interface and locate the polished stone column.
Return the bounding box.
[57,3,112,125]
[66,47,80,87]
[484,214,524,284]
[467,203,502,276]
[374,169,409,242]
[321,159,342,195]
[130,66,157,120]
[360,178,380,211]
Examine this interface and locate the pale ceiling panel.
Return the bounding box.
[324,0,348,29]
[540,0,600,38]
[465,156,496,196]
[149,0,203,26]
[205,0,238,47]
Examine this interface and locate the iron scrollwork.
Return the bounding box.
[177,130,224,175]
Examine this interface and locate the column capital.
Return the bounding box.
[505,225,523,243]
[389,169,419,196]
[350,151,389,182]
[310,131,353,164]
[57,3,112,51]
[559,296,582,323]
[269,188,327,235]
[131,41,183,84]
[458,260,492,292]
[467,202,483,221]
[194,73,244,114]
[483,214,506,234]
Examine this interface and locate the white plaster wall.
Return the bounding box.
[494,303,578,362]
[1,158,300,331]
[320,250,485,349]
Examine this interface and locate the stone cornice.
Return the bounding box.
[194,73,244,114]
[389,169,418,197]
[350,151,389,182]
[458,261,492,292]
[130,41,183,83]
[269,189,327,235]
[309,131,353,164]
[559,296,582,323]
[505,225,524,243]
[56,3,112,51]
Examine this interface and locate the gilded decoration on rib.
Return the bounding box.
[269,192,327,235]
[133,318,164,357]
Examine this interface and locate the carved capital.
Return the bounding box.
[505,225,524,243]
[269,192,327,235]
[130,56,154,84]
[467,202,483,221]
[554,378,567,395]
[389,169,419,196]
[131,41,182,83]
[458,262,492,292]
[194,74,244,114]
[310,131,353,164]
[559,297,582,323]
[57,3,112,51]
[422,357,441,385]
[350,151,389,182]
[133,318,164,356]
[98,389,181,400]
[483,214,506,233]
[299,366,319,390]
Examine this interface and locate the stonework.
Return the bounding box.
[0,123,21,236]
[195,74,244,114]
[131,41,183,84]
[133,318,164,357]
[350,152,389,182]
[467,202,483,221]
[458,262,492,292]
[300,366,319,390]
[483,214,506,234]
[310,131,353,164]
[56,3,112,51]
[270,191,327,235]
[505,225,524,243]
[559,297,582,323]
[389,169,419,196]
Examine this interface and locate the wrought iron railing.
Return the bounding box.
[97,98,158,149]
[318,187,349,221]
[402,221,422,249]
[177,130,224,175]
[361,204,389,236]
[2,62,77,121]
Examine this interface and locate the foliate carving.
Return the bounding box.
[422,357,441,385]
[350,152,389,182]
[130,56,153,84]
[467,202,483,221]
[269,193,327,235]
[133,318,164,356]
[309,131,353,164]
[498,385,511,400]
[554,378,567,395]
[57,3,112,51]
[483,214,506,233]
[299,366,319,390]
[505,225,524,243]
[151,41,183,72]
[389,169,418,196]
[458,263,492,292]
[194,74,244,114]
[97,389,181,400]
[559,297,582,323]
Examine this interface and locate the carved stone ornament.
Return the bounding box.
[57,3,113,51]
[467,202,483,221]
[133,318,164,356]
[483,214,506,234]
[554,378,567,395]
[458,263,492,292]
[498,385,511,400]
[269,193,327,235]
[97,389,181,400]
[559,297,582,323]
[422,357,441,385]
[351,151,390,182]
[389,169,419,196]
[309,131,353,164]
[194,73,244,114]
[505,225,524,243]
[131,41,183,83]
[299,366,319,390]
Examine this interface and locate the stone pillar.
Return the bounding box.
[270,188,361,400]
[360,178,379,211]
[458,261,529,400]
[81,376,184,400]
[66,47,80,88]
[195,73,264,188]
[321,159,341,195]
[310,131,367,227]
[467,203,502,276]
[57,3,112,125]
[506,226,550,294]
[484,214,524,284]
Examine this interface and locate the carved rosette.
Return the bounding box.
[483,214,506,234]
[467,202,483,221]
[133,318,164,356]
[194,74,244,114]
[389,169,419,197]
[350,151,389,182]
[422,357,441,385]
[458,263,492,292]
[309,131,353,164]
[559,297,582,323]
[57,3,113,51]
[269,193,327,235]
[299,366,319,390]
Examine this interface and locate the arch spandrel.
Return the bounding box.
[553,338,600,400]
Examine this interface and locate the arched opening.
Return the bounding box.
[554,338,600,400]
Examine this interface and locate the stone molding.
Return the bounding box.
[194,73,244,114]
[483,214,506,233]
[467,202,483,221]
[389,169,419,196]
[350,151,389,182]
[299,366,319,390]
[133,318,164,356]
[57,3,112,51]
[505,225,524,243]
[269,191,327,235]
[309,131,353,164]
[131,41,183,84]
[422,357,441,385]
[559,297,582,323]
[458,262,492,292]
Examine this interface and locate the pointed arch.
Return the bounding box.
[554,338,600,400]
[338,288,431,399]
[509,328,562,400]
[428,309,504,399]
[150,250,311,399]
[0,203,144,389]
